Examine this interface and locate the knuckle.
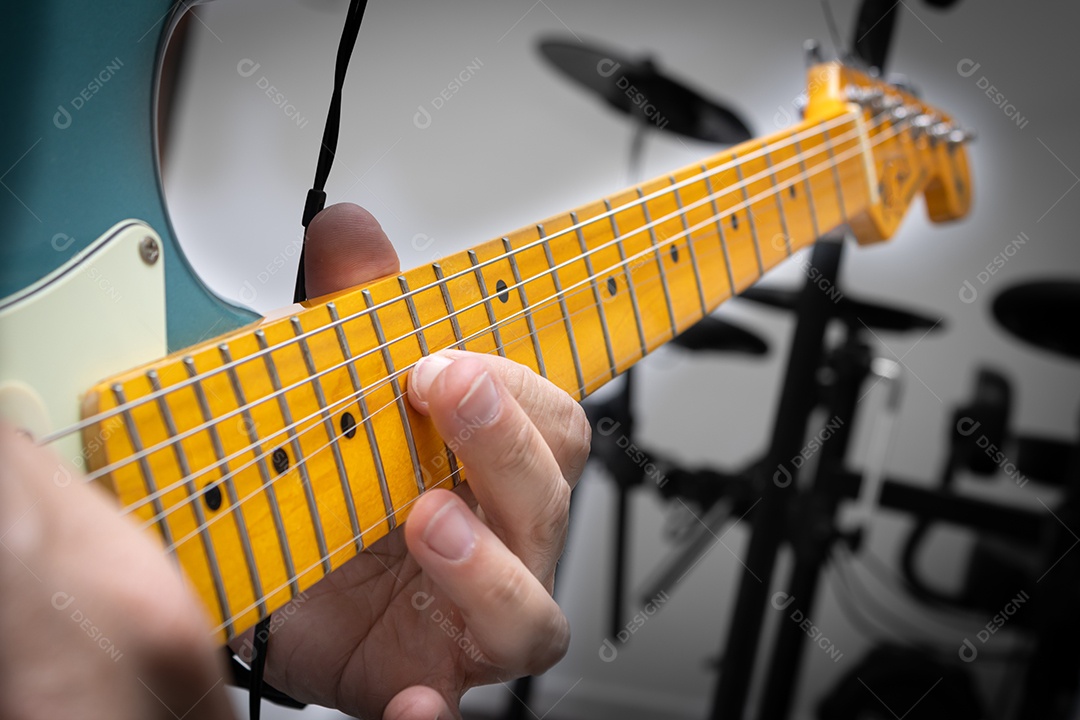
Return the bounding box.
[490,420,540,477]
[563,402,592,484]
[530,478,570,561]
[482,563,530,614]
[524,608,570,676]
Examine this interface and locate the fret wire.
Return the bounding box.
[793,136,822,240]
[604,199,648,359]
[669,175,709,317]
[821,126,848,221]
[635,188,679,339]
[219,344,300,596]
[467,250,506,358]
[431,267,466,487]
[398,276,460,488]
[501,237,548,379]
[147,369,233,636]
[327,302,397,527]
[112,384,174,549]
[290,317,363,552]
[762,144,793,256]
[362,289,427,495]
[255,329,333,575]
[733,152,766,276]
[701,164,738,298]
[50,113,871,453]
[571,211,617,380]
[432,264,467,352]
[183,356,266,618]
[538,225,587,400]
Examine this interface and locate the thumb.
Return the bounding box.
[383,685,457,720]
[304,202,401,297]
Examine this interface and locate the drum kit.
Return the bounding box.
[505,13,1079,720]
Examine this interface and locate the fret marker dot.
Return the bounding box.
[272,448,289,474]
[731,213,739,230]
[341,412,357,439]
[790,185,797,199]
[495,279,509,303]
[607,277,617,296]
[670,244,680,263]
[204,484,222,512]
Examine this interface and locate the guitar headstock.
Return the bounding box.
[804,62,974,244]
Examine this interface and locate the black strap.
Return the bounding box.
[292,0,370,304]
[248,617,272,720]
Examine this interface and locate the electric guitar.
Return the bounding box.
[0,2,972,644]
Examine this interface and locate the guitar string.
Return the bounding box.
[119,116,914,521]
[85,112,892,487]
[142,117,914,545]
[116,117,902,517]
[167,122,923,631]
[88,114,874,487]
[40,109,876,446]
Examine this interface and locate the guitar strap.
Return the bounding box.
[293,0,371,304]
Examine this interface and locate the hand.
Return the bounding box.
[0,428,235,720]
[244,203,590,719]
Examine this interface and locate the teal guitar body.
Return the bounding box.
[2,1,258,352]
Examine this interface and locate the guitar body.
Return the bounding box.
[1,2,257,455]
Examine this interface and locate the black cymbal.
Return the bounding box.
[538,37,753,145]
[738,286,944,334]
[670,316,769,356]
[993,280,1080,362]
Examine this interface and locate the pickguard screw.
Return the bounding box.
[139,236,160,265]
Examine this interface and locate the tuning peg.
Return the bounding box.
[947,127,977,145]
[805,39,825,67]
[889,104,913,122]
[910,113,937,137]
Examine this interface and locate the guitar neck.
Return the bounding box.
[84,102,882,640]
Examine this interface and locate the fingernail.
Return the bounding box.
[423,502,475,561]
[456,371,500,426]
[411,353,455,406]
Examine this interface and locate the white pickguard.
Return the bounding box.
[0,221,168,471]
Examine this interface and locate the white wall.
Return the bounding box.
[165,1,1080,717]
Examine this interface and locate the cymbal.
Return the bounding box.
[739,286,944,334]
[670,316,769,356]
[537,37,753,144]
[993,280,1080,361]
